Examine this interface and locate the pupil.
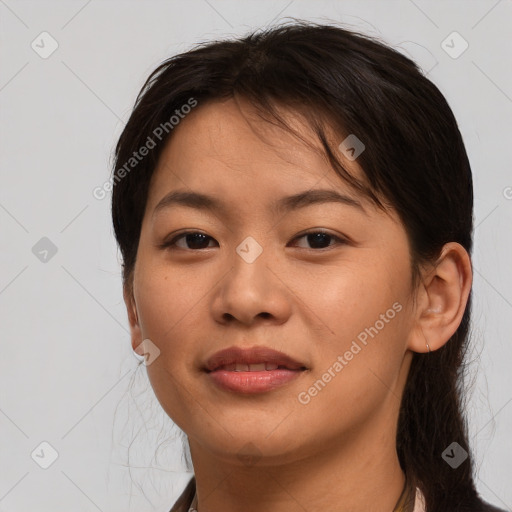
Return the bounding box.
[308,233,330,249]
[187,233,209,249]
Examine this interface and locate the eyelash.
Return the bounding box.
[160,230,347,251]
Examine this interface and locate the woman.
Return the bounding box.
[111,21,507,512]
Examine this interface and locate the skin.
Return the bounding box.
[124,97,472,512]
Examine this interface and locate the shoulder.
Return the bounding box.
[168,476,196,512]
[167,479,508,512]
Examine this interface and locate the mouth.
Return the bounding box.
[203,346,308,394]
[204,345,308,373]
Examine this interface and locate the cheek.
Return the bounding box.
[132,260,205,428]
[132,260,209,401]
[296,311,409,442]
[134,253,203,339]
[294,260,399,344]
[294,258,410,419]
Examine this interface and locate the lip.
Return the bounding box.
[204,346,307,372]
[204,345,308,394]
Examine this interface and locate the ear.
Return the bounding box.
[407,242,472,353]
[123,282,143,352]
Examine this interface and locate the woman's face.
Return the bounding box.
[127,97,417,466]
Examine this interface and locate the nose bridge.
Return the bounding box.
[235,235,266,266]
[212,232,289,326]
[228,233,271,301]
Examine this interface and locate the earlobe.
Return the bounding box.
[407,242,472,354]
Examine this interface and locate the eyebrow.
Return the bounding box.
[152,188,366,218]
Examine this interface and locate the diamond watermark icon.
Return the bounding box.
[31,31,59,59]
[441,31,468,59]
[236,236,263,263]
[31,441,59,469]
[441,441,468,469]
[338,134,365,161]
[134,338,161,366]
[32,237,58,263]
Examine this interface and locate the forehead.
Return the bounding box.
[148,97,366,205]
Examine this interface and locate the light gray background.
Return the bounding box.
[1,1,511,511]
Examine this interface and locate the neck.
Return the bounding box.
[187,415,406,512]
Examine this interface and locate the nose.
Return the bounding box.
[210,240,292,327]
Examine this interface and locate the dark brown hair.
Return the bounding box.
[111,20,502,512]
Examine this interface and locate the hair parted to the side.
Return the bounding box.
[111,19,489,511]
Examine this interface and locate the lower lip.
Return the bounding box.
[207,369,305,394]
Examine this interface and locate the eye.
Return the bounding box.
[160,229,346,252]
[290,230,346,250]
[162,231,218,250]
